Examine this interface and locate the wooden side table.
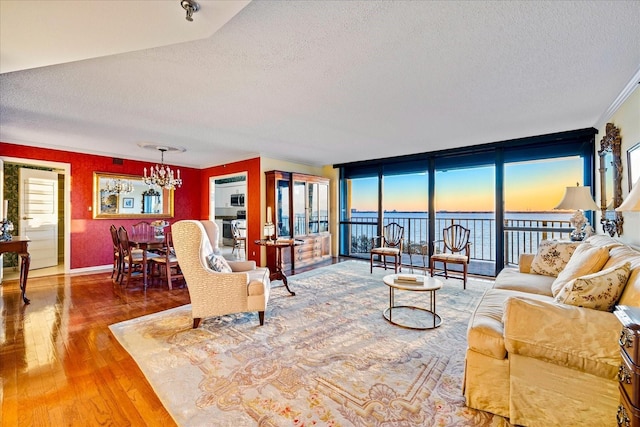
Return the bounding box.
[254,239,303,296]
[615,306,640,426]
[0,237,31,304]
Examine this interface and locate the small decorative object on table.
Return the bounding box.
[0,219,13,242]
[264,206,275,240]
[151,220,169,238]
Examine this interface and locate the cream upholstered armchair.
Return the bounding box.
[171,220,270,328]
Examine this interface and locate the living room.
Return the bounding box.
[1,1,640,426]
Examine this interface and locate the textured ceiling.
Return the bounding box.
[1,1,639,169]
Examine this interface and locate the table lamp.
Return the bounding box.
[616,178,640,212]
[555,183,599,241]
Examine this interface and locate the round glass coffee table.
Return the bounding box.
[382,274,443,330]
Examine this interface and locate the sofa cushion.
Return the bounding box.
[550,243,610,296]
[206,253,232,273]
[530,240,579,277]
[555,262,631,311]
[503,296,620,379]
[467,289,552,360]
[493,267,555,296]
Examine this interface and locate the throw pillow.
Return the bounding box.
[554,262,631,311]
[206,253,232,273]
[550,243,610,297]
[530,240,580,277]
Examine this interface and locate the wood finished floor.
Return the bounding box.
[1,271,191,426]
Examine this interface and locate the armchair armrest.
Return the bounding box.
[228,260,257,272]
[503,296,620,378]
[518,253,535,273]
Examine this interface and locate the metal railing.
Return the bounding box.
[342,214,573,273]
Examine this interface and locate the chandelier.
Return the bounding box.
[143,147,183,190]
[105,178,133,194]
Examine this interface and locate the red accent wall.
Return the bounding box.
[200,158,262,264]
[0,142,202,269]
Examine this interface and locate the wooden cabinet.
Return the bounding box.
[265,170,331,272]
[615,306,640,427]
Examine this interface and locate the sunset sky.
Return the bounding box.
[351,156,589,212]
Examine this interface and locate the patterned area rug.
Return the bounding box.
[109,261,511,426]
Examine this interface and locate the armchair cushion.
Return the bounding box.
[206,253,232,273]
[554,262,631,311]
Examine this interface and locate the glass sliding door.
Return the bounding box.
[434,165,495,276]
[504,156,584,265]
[382,172,429,270]
[340,176,379,259]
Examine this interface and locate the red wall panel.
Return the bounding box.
[0,142,202,270]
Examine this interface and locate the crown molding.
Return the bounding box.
[595,66,640,129]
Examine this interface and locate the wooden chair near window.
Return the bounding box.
[149,230,184,290]
[370,222,404,274]
[430,224,471,289]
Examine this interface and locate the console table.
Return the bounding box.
[254,239,304,296]
[0,237,31,304]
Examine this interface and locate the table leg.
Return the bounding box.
[272,246,295,296]
[19,252,30,304]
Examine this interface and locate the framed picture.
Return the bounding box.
[629,142,640,190]
[122,197,134,209]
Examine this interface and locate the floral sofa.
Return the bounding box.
[464,234,640,426]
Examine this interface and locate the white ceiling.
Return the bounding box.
[1,1,639,169]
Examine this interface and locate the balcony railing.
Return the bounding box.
[342,214,573,275]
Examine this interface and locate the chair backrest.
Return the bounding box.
[383,222,404,249]
[172,220,214,279]
[199,220,222,255]
[442,224,470,255]
[231,220,242,239]
[131,221,154,240]
[110,224,120,253]
[117,226,132,259]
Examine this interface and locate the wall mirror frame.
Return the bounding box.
[93,172,174,219]
[598,122,624,236]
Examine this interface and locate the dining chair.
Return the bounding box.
[118,226,159,287]
[231,220,247,257]
[131,221,155,241]
[430,224,471,289]
[370,222,404,273]
[109,224,122,282]
[149,230,184,290]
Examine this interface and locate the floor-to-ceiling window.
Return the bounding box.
[337,128,597,277]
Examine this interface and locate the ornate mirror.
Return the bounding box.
[598,123,623,236]
[93,172,174,219]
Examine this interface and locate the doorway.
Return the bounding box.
[209,173,248,258]
[1,157,70,280]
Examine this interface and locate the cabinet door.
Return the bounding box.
[293,180,306,236]
[276,178,291,237]
[319,183,329,233]
[308,182,319,234]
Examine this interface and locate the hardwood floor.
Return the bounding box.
[1,271,190,426]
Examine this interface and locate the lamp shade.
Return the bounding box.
[616,178,640,212]
[554,185,599,211]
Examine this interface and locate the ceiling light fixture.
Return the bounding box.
[143,147,183,190]
[181,0,200,22]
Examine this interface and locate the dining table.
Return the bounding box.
[128,235,165,288]
[0,237,31,304]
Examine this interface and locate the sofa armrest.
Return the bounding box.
[518,253,535,273]
[503,296,620,379]
[228,260,257,272]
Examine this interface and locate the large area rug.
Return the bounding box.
[109,261,511,426]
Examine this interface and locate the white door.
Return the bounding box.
[19,168,59,270]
